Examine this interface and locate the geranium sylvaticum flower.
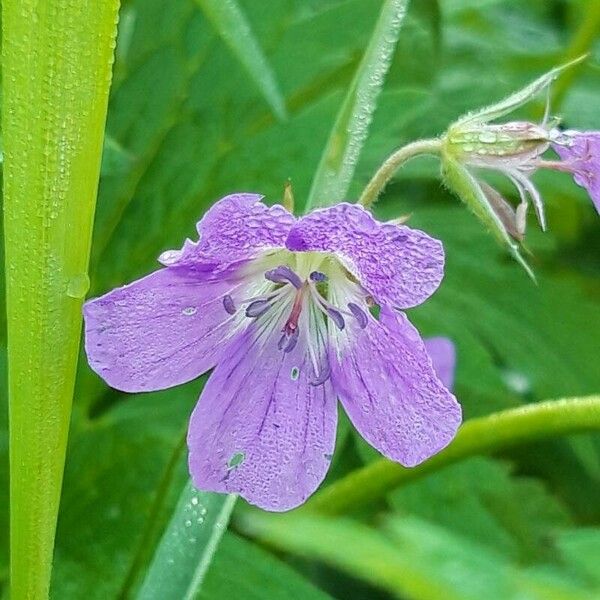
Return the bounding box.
[84,194,461,511]
[440,58,600,276]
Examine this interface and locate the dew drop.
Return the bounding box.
[66,273,90,298]
[502,369,531,395]
[291,366,300,380]
[182,306,197,316]
[478,131,497,143]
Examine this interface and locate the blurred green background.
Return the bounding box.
[1,0,600,598]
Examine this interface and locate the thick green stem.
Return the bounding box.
[358,138,441,208]
[305,395,600,516]
[2,2,120,598]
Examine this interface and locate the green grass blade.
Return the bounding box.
[136,483,236,600]
[305,0,409,211]
[2,1,120,597]
[195,0,287,121]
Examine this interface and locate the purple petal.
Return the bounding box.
[286,203,444,309]
[158,193,296,269]
[84,268,247,392]
[187,319,337,511]
[553,131,600,214]
[330,306,461,467]
[424,337,456,391]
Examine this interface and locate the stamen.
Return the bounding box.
[347,302,368,328]
[310,362,331,386]
[245,299,272,318]
[264,265,302,289]
[309,271,328,282]
[326,307,345,330]
[223,295,237,315]
[278,328,299,353]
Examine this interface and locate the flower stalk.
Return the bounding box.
[2,1,120,597]
[358,138,442,208]
[303,395,600,516]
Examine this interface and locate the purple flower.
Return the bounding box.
[552,131,600,214]
[84,194,461,511]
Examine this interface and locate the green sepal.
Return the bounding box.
[441,156,535,281]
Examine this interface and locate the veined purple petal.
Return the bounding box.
[553,131,600,214]
[286,203,444,309]
[83,268,246,392]
[159,194,296,269]
[424,337,456,391]
[330,306,461,467]
[187,316,336,512]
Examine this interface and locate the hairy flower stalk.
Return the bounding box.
[84,194,461,511]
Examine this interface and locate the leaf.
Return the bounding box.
[49,388,196,599]
[194,0,287,121]
[2,1,120,597]
[305,0,409,210]
[240,511,600,600]
[239,511,455,600]
[199,532,333,600]
[388,457,571,563]
[555,528,600,586]
[136,482,236,600]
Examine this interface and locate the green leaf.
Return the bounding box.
[194,0,287,121]
[305,0,409,210]
[239,511,455,600]
[2,2,119,597]
[555,528,600,586]
[388,457,570,563]
[137,483,236,600]
[200,532,333,600]
[240,512,600,600]
[49,387,195,599]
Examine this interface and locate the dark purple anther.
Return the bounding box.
[278,328,299,353]
[310,362,331,386]
[245,299,272,318]
[223,295,237,315]
[326,307,345,330]
[310,271,327,282]
[265,265,302,289]
[347,302,368,328]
